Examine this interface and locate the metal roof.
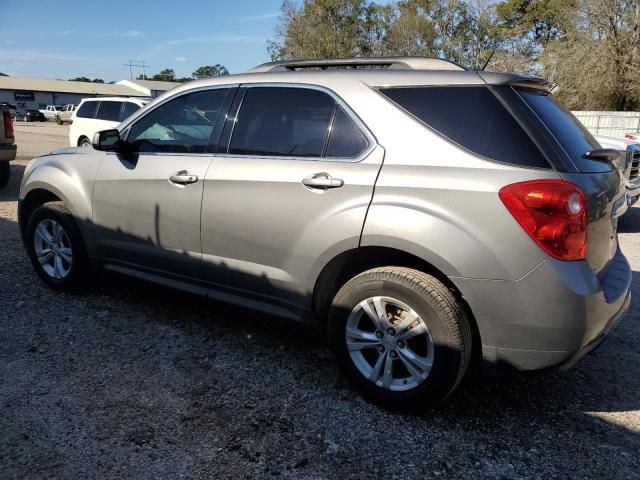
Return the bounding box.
[0,76,148,96]
[118,79,179,92]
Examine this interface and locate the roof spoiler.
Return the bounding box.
[506,77,559,94]
[249,57,467,73]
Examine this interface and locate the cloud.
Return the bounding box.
[62,30,73,35]
[6,40,15,45]
[239,12,280,21]
[120,30,143,37]
[175,56,187,62]
[0,48,90,62]
[166,34,265,46]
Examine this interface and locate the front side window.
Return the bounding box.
[380,86,549,168]
[127,88,229,154]
[96,101,122,121]
[229,87,335,158]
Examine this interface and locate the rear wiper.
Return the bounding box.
[583,148,621,162]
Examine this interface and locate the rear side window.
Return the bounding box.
[76,101,98,119]
[380,86,549,168]
[517,89,604,172]
[120,102,140,121]
[326,107,369,158]
[96,101,122,121]
[229,87,335,157]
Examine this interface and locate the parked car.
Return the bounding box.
[625,131,639,141]
[15,109,46,122]
[55,104,77,125]
[1,102,17,118]
[69,97,148,147]
[0,104,16,188]
[39,105,65,121]
[18,57,632,408]
[595,134,640,208]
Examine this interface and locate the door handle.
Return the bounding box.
[302,172,344,190]
[169,170,198,185]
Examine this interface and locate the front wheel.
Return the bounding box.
[327,267,472,409]
[25,203,91,291]
[79,137,91,147]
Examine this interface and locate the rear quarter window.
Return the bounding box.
[379,86,550,169]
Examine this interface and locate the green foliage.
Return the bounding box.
[152,68,176,81]
[269,0,640,110]
[192,64,229,79]
[68,77,105,83]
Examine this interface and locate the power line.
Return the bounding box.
[123,60,150,80]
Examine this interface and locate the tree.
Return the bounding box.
[192,64,229,79]
[68,77,105,83]
[542,0,640,110]
[152,68,176,81]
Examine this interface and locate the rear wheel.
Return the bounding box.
[79,137,91,147]
[328,267,472,409]
[25,203,91,291]
[0,161,9,189]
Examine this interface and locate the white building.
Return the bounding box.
[0,76,179,111]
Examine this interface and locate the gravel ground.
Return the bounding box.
[1,127,639,479]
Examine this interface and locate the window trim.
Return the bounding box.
[376,84,554,171]
[121,84,238,156]
[220,82,376,163]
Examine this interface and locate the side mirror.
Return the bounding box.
[92,129,121,151]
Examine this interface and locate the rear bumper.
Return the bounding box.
[451,247,632,371]
[0,143,17,162]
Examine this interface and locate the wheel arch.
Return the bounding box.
[311,245,482,368]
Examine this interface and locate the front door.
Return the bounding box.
[92,87,234,278]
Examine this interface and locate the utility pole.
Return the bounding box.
[123,60,150,80]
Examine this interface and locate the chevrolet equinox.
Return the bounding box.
[18,57,632,407]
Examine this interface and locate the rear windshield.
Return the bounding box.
[379,86,549,169]
[516,89,605,172]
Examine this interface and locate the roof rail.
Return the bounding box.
[249,57,466,73]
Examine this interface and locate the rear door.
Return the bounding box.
[200,85,382,312]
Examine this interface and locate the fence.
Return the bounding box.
[572,111,640,137]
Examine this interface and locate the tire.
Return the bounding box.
[0,161,9,189]
[79,137,91,147]
[56,116,62,125]
[25,202,91,291]
[327,267,472,409]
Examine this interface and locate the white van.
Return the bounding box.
[69,97,149,147]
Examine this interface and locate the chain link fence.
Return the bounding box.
[572,111,640,137]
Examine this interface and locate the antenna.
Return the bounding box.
[124,60,150,79]
[481,50,496,71]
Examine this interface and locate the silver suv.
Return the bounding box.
[18,57,632,408]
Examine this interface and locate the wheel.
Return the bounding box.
[56,116,62,125]
[0,161,9,189]
[79,137,92,147]
[327,267,472,409]
[25,202,91,291]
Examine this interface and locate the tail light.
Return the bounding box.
[625,133,638,141]
[499,180,587,261]
[2,111,13,139]
[69,119,73,125]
